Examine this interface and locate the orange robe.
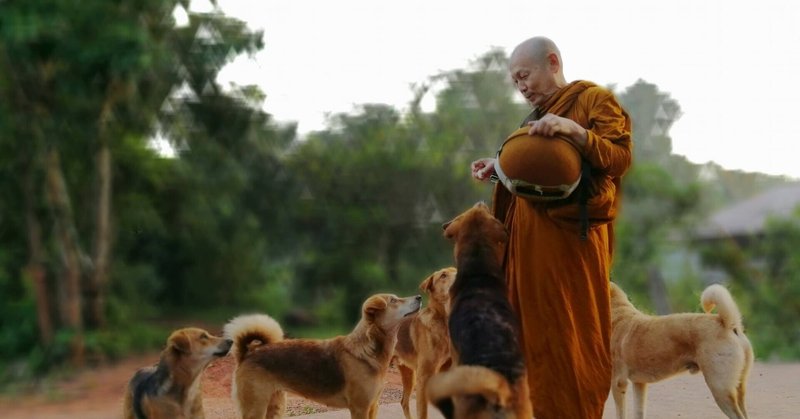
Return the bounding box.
[492,80,632,419]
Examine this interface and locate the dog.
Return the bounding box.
[427,202,532,419]
[393,267,457,419]
[609,282,754,419]
[122,327,232,419]
[224,293,422,419]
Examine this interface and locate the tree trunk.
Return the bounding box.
[87,144,111,328]
[85,79,125,329]
[44,148,84,367]
[647,265,672,315]
[23,166,53,346]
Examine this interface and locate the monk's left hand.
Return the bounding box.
[528,113,588,148]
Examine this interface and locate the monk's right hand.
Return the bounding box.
[471,158,496,181]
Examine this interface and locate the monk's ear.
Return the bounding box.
[546,51,561,71]
[170,331,192,355]
[419,274,435,293]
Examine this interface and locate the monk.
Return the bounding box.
[471,36,632,419]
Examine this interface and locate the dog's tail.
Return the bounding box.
[426,366,512,419]
[701,284,744,334]
[224,314,284,364]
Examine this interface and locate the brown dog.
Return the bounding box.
[427,202,532,419]
[225,293,422,419]
[122,327,232,419]
[610,282,754,419]
[394,267,457,419]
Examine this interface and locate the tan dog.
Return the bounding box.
[427,202,532,419]
[610,282,754,419]
[225,293,422,419]
[122,327,232,419]
[394,267,457,419]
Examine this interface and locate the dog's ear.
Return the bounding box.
[419,273,435,293]
[441,220,452,231]
[363,296,388,321]
[485,217,509,245]
[442,216,459,240]
[169,330,192,354]
[473,201,489,211]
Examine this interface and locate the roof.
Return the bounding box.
[695,183,800,240]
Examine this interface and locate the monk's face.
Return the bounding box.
[509,52,559,107]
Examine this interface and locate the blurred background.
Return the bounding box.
[1,0,799,400]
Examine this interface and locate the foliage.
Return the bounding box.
[697,212,800,360]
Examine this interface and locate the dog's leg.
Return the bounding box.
[708,387,746,419]
[611,377,628,419]
[349,404,371,419]
[736,380,748,419]
[266,390,286,419]
[704,363,748,419]
[705,378,747,419]
[632,382,647,419]
[399,364,416,419]
[236,381,270,419]
[416,361,440,419]
[368,400,380,419]
[737,339,754,419]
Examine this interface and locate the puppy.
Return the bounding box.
[394,267,457,419]
[122,327,232,419]
[609,282,754,419]
[427,202,532,419]
[225,293,422,419]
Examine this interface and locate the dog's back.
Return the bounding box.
[448,270,525,384]
[124,364,164,419]
[430,203,531,418]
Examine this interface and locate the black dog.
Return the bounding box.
[427,202,532,419]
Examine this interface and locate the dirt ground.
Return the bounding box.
[1,353,798,418]
[0,353,405,419]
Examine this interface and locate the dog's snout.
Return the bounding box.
[415,295,422,302]
[225,339,233,347]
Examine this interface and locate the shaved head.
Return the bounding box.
[511,36,562,67]
[508,36,567,106]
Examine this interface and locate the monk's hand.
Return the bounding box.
[471,157,496,181]
[528,113,588,148]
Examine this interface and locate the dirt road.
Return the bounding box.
[1,354,797,418]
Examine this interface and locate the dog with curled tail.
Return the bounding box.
[609,282,754,419]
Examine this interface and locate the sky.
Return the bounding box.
[192,0,799,179]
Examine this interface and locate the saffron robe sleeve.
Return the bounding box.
[545,84,632,233]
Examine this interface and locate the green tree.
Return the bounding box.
[0,0,276,367]
[284,50,528,321]
[1,0,185,365]
[613,80,701,312]
[697,212,800,359]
